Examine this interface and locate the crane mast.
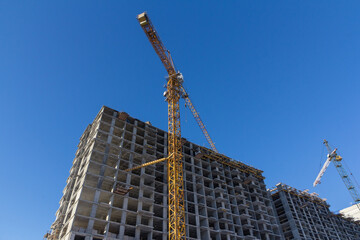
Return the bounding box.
[314,140,360,210]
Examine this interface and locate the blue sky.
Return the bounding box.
[1,1,360,239]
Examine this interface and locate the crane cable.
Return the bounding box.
[319,143,325,174]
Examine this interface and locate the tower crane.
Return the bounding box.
[313,140,360,210]
[126,12,218,239]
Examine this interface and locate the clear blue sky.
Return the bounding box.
[1,1,360,239]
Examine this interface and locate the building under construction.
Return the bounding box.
[47,106,283,240]
[270,183,360,240]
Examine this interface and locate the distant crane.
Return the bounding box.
[313,140,360,210]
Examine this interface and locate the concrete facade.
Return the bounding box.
[270,183,360,240]
[47,106,283,240]
[340,204,360,221]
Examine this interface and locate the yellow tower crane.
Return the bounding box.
[125,12,218,239]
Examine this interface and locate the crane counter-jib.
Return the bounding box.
[137,12,176,76]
